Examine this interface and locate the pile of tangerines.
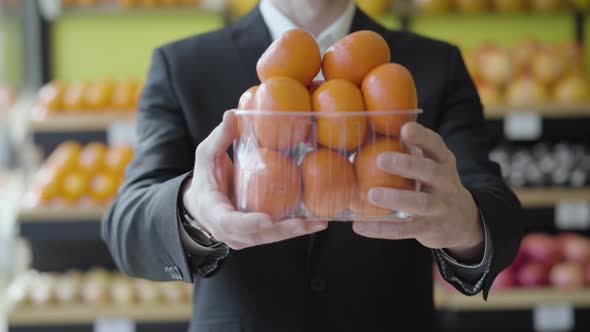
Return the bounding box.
[31,142,133,207]
[235,29,420,220]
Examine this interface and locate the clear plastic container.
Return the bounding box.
[233,109,423,222]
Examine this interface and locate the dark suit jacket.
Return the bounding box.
[102,7,521,332]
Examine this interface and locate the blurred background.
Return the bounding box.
[1,0,590,331]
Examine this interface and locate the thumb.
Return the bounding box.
[199,111,239,160]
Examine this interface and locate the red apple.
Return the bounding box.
[491,268,516,290]
[521,233,562,266]
[532,46,566,85]
[557,232,577,246]
[553,75,590,104]
[506,75,550,106]
[516,262,549,287]
[493,0,526,12]
[512,248,529,270]
[561,234,590,265]
[510,38,539,75]
[550,262,585,289]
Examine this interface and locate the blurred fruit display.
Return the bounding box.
[436,232,590,291]
[8,268,193,307]
[464,38,589,107]
[27,141,133,208]
[412,0,578,13]
[490,142,590,188]
[62,0,202,8]
[36,79,142,116]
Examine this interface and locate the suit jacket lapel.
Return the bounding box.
[231,6,273,86]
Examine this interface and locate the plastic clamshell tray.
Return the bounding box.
[233,109,422,222]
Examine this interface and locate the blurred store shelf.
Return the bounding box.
[435,287,590,311]
[10,287,590,325]
[8,303,191,325]
[515,187,590,208]
[485,103,590,119]
[31,111,135,132]
[19,206,106,223]
[18,206,105,242]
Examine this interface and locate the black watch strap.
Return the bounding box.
[177,176,230,278]
[177,216,231,277]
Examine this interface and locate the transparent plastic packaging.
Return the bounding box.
[233,109,423,222]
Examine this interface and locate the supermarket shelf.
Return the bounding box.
[31,111,135,132]
[8,303,191,325]
[486,117,590,141]
[435,287,590,311]
[485,103,590,119]
[18,206,106,242]
[19,206,106,223]
[515,187,590,208]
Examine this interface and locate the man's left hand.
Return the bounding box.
[352,122,484,262]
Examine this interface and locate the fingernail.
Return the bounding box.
[369,187,384,203]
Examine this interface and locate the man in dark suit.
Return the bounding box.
[102,1,521,331]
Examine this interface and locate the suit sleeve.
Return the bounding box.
[436,46,522,299]
[101,48,196,283]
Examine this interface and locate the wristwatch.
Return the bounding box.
[177,183,231,278]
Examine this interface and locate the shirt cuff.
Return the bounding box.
[433,212,493,295]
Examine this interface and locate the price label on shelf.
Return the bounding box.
[504,112,542,141]
[533,303,574,332]
[94,318,135,332]
[556,201,590,230]
[107,121,136,146]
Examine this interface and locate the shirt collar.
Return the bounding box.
[259,0,356,55]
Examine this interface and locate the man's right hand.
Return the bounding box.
[183,111,328,250]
